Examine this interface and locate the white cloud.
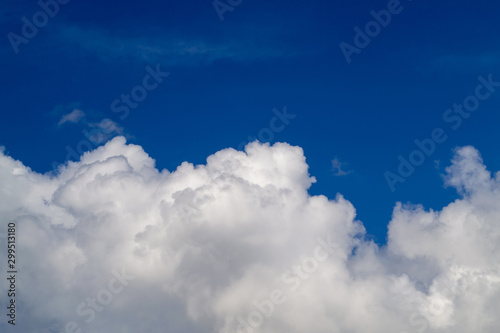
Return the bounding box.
[58,109,85,126]
[0,138,499,332]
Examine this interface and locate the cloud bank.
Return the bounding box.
[0,137,499,332]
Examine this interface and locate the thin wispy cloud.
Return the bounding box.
[86,118,126,144]
[58,109,85,126]
[55,25,300,65]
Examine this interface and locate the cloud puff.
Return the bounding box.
[0,138,499,332]
[86,118,126,144]
[331,157,352,176]
[58,109,85,126]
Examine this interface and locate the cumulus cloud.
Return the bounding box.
[0,138,499,332]
[58,109,85,126]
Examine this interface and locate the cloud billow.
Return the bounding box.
[0,137,499,332]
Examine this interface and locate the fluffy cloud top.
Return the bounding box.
[0,137,499,332]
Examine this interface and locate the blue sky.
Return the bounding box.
[1,0,500,244]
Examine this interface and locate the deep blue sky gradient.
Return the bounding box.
[1,0,499,243]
